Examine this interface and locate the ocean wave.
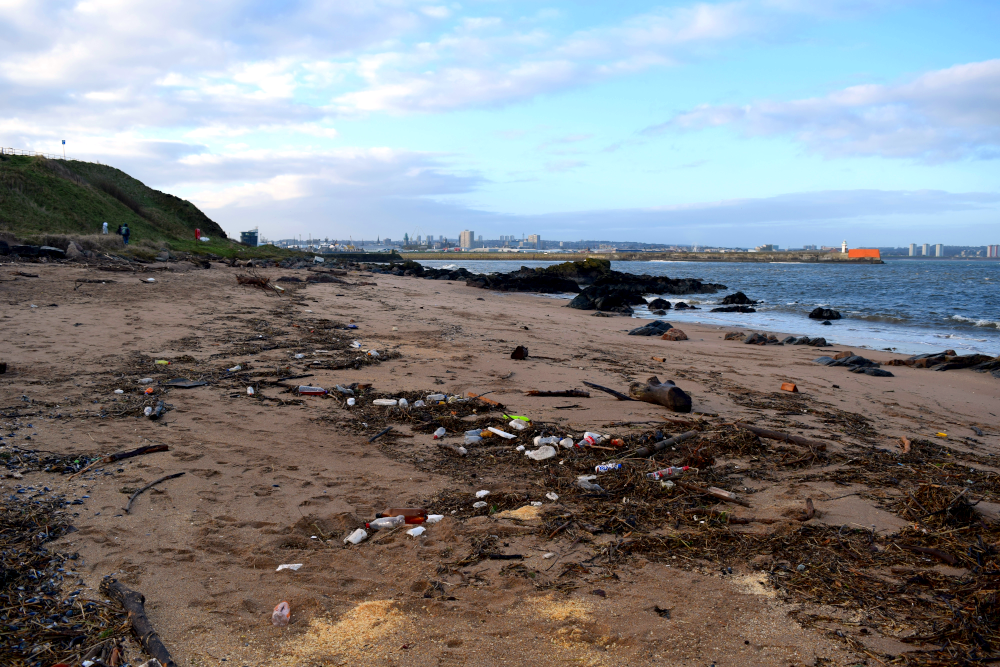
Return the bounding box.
[848,313,912,325]
[949,315,1000,329]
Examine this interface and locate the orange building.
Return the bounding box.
[847,248,881,259]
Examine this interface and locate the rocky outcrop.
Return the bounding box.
[711,305,756,313]
[720,292,757,305]
[814,354,894,377]
[629,320,673,336]
[647,298,671,310]
[661,328,689,341]
[809,307,841,320]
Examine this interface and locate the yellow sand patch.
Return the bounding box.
[495,504,542,521]
[283,600,409,664]
[730,574,777,599]
[529,594,593,622]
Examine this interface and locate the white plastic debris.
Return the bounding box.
[487,427,516,440]
[473,501,487,509]
[507,419,526,431]
[344,528,368,545]
[543,552,556,559]
[247,387,254,395]
[367,350,380,358]
[414,400,425,407]
[545,492,559,501]
[114,389,124,394]
[525,446,556,461]
[475,490,490,498]
[294,353,305,359]
[559,438,575,449]
[346,398,356,406]
[275,563,303,572]
[143,406,153,417]
[228,365,242,372]
[373,399,398,406]
[515,444,525,452]
[577,475,605,493]
[406,526,426,537]
[426,514,444,523]
[145,278,156,283]
[426,393,446,401]
[531,501,543,507]
[351,341,362,348]
[433,427,446,439]
[138,377,153,384]
[398,398,408,408]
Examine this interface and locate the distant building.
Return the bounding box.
[527,234,541,250]
[935,243,943,257]
[922,243,929,256]
[753,244,776,252]
[841,240,847,254]
[989,245,999,258]
[459,230,475,249]
[909,243,916,256]
[240,229,258,247]
[803,245,817,250]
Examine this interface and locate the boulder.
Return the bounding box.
[806,337,828,347]
[744,332,768,345]
[651,309,668,316]
[780,336,797,344]
[720,292,757,305]
[809,307,842,320]
[65,242,83,260]
[724,331,744,341]
[673,302,697,310]
[647,298,671,310]
[712,305,756,313]
[661,328,688,341]
[813,356,835,365]
[628,320,673,336]
[511,345,529,360]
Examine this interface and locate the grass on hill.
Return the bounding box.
[0,154,295,259]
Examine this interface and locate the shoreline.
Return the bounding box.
[399,250,884,263]
[1,259,998,666]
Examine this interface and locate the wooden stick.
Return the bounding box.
[524,389,591,398]
[125,472,185,513]
[582,381,634,401]
[675,481,751,507]
[368,427,393,443]
[633,430,698,458]
[733,423,827,452]
[69,444,169,480]
[437,442,467,456]
[100,577,177,667]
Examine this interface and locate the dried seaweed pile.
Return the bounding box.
[0,497,129,667]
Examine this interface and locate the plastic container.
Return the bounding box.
[475,490,490,498]
[426,514,444,524]
[272,601,290,627]
[228,365,242,372]
[582,432,605,446]
[406,526,426,537]
[507,420,526,431]
[433,427,446,439]
[426,393,446,402]
[247,387,254,395]
[559,438,574,449]
[398,398,408,408]
[533,436,560,446]
[414,400,425,407]
[154,360,169,365]
[294,353,305,359]
[367,516,405,530]
[646,466,691,480]
[373,398,397,406]
[298,386,328,396]
[464,435,482,445]
[376,508,428,523]
[344,528,368,545]
[114,389,124,394]
[472,501,487,509]
[577,476,605,493]
[487,427,515,440]
[138,377,153,384]
[144,387,155,395]
[595,463,623,473]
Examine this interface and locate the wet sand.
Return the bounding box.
[1,259,998,666]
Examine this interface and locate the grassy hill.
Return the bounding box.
[0,153,231,247]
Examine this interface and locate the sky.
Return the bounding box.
[1,0,999,247]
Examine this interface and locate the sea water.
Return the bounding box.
[416,259,1000,356]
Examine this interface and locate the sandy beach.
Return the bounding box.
[2,258,998,667]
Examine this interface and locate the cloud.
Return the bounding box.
[544,159,587,172]
[646,59,1000,162]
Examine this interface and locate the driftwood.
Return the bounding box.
[125,472,185,513]
[69,444,169,480]
[633,430,698,458]
[683,509,777,525]
[236,269,283,295]
[628,377,692,413]
[437,442,467,456]
[100,577,177,667]
[675,481,751,507]
[733,423,827,451]
[582,381,634,401]
[525,389,590,398]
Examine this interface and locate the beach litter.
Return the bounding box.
[276,563,303,572]
[272,601,291,626]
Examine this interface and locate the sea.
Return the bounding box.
[414,259,1000,357]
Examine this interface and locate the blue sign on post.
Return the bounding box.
[62,140,65,145]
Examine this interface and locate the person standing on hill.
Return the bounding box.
[122,224,130,246]
[102,221,108,234]
[116,224,122,236]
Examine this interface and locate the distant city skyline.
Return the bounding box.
[3,1,998,245]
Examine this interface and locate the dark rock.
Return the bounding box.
[780,336,796,344]
[813,356,835,365]
[276,276,303,283]
[744,333,768,345]
[647,298,671,310]
[807,337,828,347]
[712,305,757,313]
[628,320,673,336]
[651,309,667,316]
[821,320,832,326]
[673,301,698,310]
[766,335,782,345]
[723,331,744,340]
[863,368,894,377]
[511,345,529,360]
[720,292,757,305]
[809,307,842,320]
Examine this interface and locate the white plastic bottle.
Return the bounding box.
[433,427,446,439]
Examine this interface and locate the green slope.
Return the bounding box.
[0,154,227,242]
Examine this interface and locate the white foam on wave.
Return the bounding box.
[949,315,1000,329]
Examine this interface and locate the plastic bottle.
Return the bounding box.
[426,393,446,402]
[376,508,428,523]
[138,377,153,384]
[595,463,623,473]
[398,398,408,408]
[646,466,691,480]
[272,601,290,627]
[372,398,397,406]
[487,427,515,440]
[433,427,446,439]
[298,386,328,395]
[464,435,482,445]
[247,387,254,395]
[414,400,425,407]
[228,365,242,372]
[576,475,605,493]
[294,353,305,359]
[559,438,574,449]
[344,528,368,545]
[367,516,405,530]
[582,432,605,446]
[533,436,560,446]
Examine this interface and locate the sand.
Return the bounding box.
[1,258,997,666]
